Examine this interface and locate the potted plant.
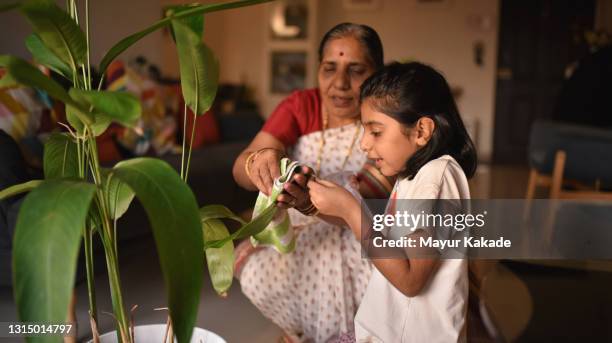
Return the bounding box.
[0,0,276,342]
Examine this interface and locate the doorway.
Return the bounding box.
[493,0,595,164]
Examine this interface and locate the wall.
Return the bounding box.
[0,0,165,69]
[0,5,33,60]
[87,0,165,68]
[161,1,316,124]
[161,0,268,78]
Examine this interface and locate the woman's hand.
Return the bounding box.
[246,148,284,196]
[276,166,313,209]
[307,178,359,219]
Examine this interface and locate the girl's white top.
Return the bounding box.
[355,155,469,343]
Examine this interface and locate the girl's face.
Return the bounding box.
[360,99,432,177]
[318,36,375,122]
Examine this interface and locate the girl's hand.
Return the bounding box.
[307,178,359,219]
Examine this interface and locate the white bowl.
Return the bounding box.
[95,324,226,343]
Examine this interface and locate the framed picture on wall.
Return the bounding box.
[269,0,308,40]
[271,51,307,94]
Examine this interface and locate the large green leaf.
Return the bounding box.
[43,132,79,179]
[165,4,204,40]
[101,169,134,220]
[172,19,219,116]
[65,102,111,136]
[0,55,92,125]
[199,205,243,297]
[20,0,87,69]
[13,179,96,343]
[69,89,141,128]
[0,180,42,200]
[112,158,203,343]
[202,219,234,296]
[200,204,245,225]
[64,103,85,134]
[203,204,277,249]
[231,204,277,239]
[0,55,68,103]
[25,34,72,80]
[98,0,270,76]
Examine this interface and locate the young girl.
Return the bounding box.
[308,62,477,343]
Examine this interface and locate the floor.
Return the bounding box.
[469,164,612,342]
[2,164,611,342]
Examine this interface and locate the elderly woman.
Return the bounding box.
[232,23,391,343]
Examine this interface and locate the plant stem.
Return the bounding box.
[180,104,187,180]
[103,234,130,343]
[184,110,198,183]
[84,223,97,324]
[80,4,99,323]
[96,75,104,92]
[88,136,130,343]
[77,3,129,339]
[71,0,79,25]
[76,134,83,177]
[85,0,91,91]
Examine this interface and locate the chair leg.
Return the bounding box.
[524,169,539,220]
[525,169,538,201]
[550,151,566,199]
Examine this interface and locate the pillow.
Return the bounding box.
[106,60,179,156]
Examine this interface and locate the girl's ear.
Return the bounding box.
[415,117,435,147]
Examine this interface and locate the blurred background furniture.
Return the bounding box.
[477,263,533,342]
[0,130,33,287]
[526,120,612,200]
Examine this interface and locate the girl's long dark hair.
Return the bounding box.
[360,62,477,179]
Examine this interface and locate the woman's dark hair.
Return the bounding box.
[318,23,384,69]
[360,62,477,179]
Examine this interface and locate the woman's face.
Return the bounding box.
[318,36,375,122]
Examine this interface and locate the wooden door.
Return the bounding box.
[493,0,595,164]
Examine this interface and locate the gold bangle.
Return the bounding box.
[245,147,285,179]
[297,202,318,216]
[305,207,319,216]
[244,151,258,178]
[300,204,315,212]
[296,201,313,211]
[255,147,284,158]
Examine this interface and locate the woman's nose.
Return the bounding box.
[333,71,350,90]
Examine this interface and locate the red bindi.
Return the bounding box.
[339,52,344,56]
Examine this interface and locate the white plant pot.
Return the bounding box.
[96,324,225,343]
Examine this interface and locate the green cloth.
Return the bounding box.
[250,157,307,253]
